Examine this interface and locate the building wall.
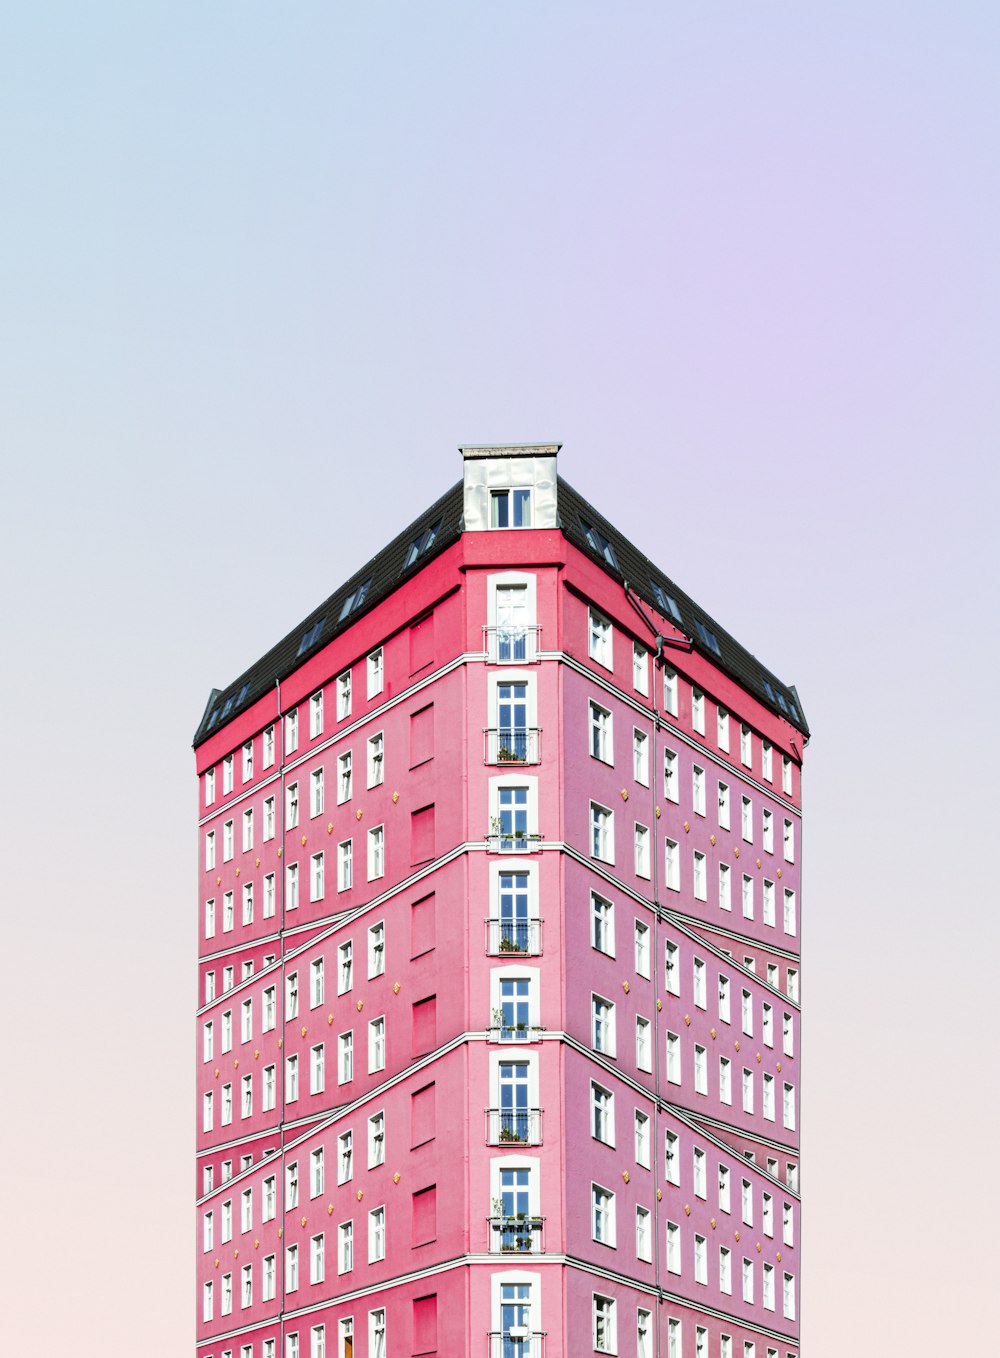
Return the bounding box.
[194,480,803,1357]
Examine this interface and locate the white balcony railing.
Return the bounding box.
[485,1107,543,1146]
[485,917,543,956]
[483,625,541,664]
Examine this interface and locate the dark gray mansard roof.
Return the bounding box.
[194,475,808,748]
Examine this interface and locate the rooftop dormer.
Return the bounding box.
[461,443,561,532]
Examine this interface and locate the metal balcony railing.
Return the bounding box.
[488,1332,547,1358]
[485,831,543,854]
[485,917,543,956]
[488,1215,545,1254]
[485,1107,543,1146]
[484,728,541,765]
[483,625,541,664]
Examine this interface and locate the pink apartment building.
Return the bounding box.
[193,445,807,1358]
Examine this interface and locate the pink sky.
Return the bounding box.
[1,4,997,1353]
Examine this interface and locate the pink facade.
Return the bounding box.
[194,445,805,1358]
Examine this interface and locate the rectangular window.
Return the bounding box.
[286,1054,299,1102]
[589,700,613,763]
[664,748,679,802]
[223,820,234,862]
[633,643,649,695]
[336,671,352,721]
[263,794,276,840]
[693,958,707,1009]
[636,1205,651,1261]
[742,873,754,919]
[762,807,774,853]
[636,1016,652,1071]
[782,755,793,795]
[286,862,299,911]
[286,781,299,829]
[740,724,752,767]
[694,1043,707,1094]
[762,878,775,927]
[763,1003,774,1047]
[311,1232,325,1284]
[763,1192,774,1237]
[205,768,215,805]
[590,802,614,863]
[367,648,383,698]
[784,888,797,936]
[787,968,799,1001]
[742,989,753,1035]
[286,971,299,1018]
[693,851,706,900]
[593,1295,616,1354]
[718,974,731,1022]
[763,1072,775,1121]
[718,781,730,830]
[368,921,385,977]
[634,824,650,878]
[783,1201,794,1246]
[368,1111,385,1167]
[718,861,731,911]
[591,1081,614,1145]
[368,1016,386,1072]
[664,666,678,716]
[223,754,234,794]
[762,740,773,782]
[743,1068,754,1114]
[369,1205,386,1262]
[665,1130,679,1184]
[310,852,324,902]
[263,725,274,767]
[665,940,679,994]
[367,732,384,787]
[490,486,532,526]
[784,1272,796,1320]
[310,959,325,1009]
[309,768,324,818]
[338,1130,353,1183]
[694,1233,707,1284]
[588,609,613,669]
[634,920,650,977]
[717,707,730,751]
[591,1183,616,1247]
[591,891,614,955]
[664,839,679,892]
[309,690,324,739]
[310,1044,325,1094]
[692,766,706,816]
[263,1063,276,1111]
[743,1258,754,1304]
[331,753,350,808]
[339,1031,354,1084]
[338,940,353,993]
[592,994,616,1057]
[205,831,216,872]
[692,689,705,735]
[286,710,299,754]
[666,1220,680,1273]
[338,839,353,891]
[719,1056,732,1104]
[634,1109,650,1167]
[783,818,795,862]
[633,728,649,784]
[666,1031,680,1083]
[720,1245,732,1294]
[368,825,385,880]
[741,795,753,842]
[784,1082,796,1129]
[693,1146,707,1197]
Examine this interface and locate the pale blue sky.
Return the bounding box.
[2,5,997,1353]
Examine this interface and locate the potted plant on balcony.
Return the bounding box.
[499,1122,524,1143]
[499,933,524,954]
[497,743,521,763]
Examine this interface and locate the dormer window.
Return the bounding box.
[297,618,325,656]
[490,488,532,528]
[651,581,682,624]
[580,518,618,569]
[338,580,371,621]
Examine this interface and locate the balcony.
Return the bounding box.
[486,830,543,854]
[488,1333,547,1358]
[488,1020,546,1044]
[484,625,541,664]
[485,917,543,957]
[488,1215,546,1254]
[484,727,541,765]
[485,1107,543,1146]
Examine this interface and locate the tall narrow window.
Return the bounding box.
[663,748,679,802]
[367,647,384,698]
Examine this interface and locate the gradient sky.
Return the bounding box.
[2,4,997,1353]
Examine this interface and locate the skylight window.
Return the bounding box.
[221,695,235,719]
[580,519,619,569]
[694,620,722,656]
[402,521,442,570]
[207,708,219,729]
[297,619,326,657]
[338,580,372,621]
[651,581,682,624]
[236,682,249,707]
